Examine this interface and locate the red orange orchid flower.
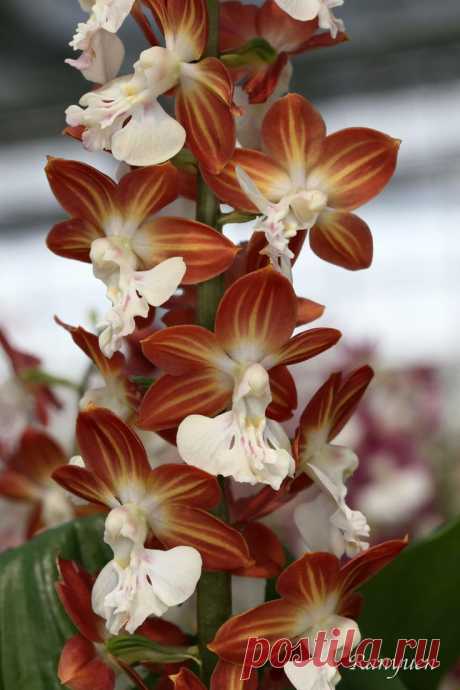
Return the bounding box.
[56,558,188,690]
[46,158,237,356]
[203,93,400,276]
[291,366,375,558]
[55,318,141,419]
[209,539,407,684]
[138,267,340,488]
[220,0,347,104]
[67,0,236,172]
[139,267,340,429]
[53,407,251,573]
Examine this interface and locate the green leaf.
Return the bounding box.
[0,516,110,690]
[107,635,201,668]
[341,517,460,690]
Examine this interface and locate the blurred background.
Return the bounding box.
[1,0,460,567]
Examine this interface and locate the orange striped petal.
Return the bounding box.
[257,0,317,54]
[47,218,104,262]
[76,408,151,494]
[261,94,326,184]
[177,59,236,173]
[117,163,179,225]
[0,470,40,502]
[296,297,325,326]
[58,635,114,690]
[170,668,206,690]
[267,365,297,422]
[234,522,286,578]
[276,552,341,606]
[245,54,289,105]
[339,538,408,600]
[202,148,291,212]
[266,327,341,368]
[311,127,400,210]
[132,217,238,283]
[328,365,374,440]
[55,317,124,377]
[215,268,297,361]
[137,370,233,431]
[146,0,207,61]
[297,373,341,459]
[294,28,348,55]
[156,504,252,570]
[141,325,228,375]
[310,210,373,270]
[56,559,103,643]
[209,599,303,663]
[297,366,373,459]
[52,464,116,508]
[220,2,258,51]
[45,157,117,227]
[149,464,220,509]
[211,660,258,690]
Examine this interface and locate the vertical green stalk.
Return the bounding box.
[195,0,232,685]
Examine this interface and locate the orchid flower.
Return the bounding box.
[293,366,374,558]
[220,0,346,105]
[66,0,236,170]
[56,319,140,419]
[0,428,75,536]
[46,159,237,356]
[52,407,252,632]
[204,93,400,279]
[138,268,341,488]
[273,0,345,37]
[66,0,134,83]
[209,540,407,688]
[56,558,189,690]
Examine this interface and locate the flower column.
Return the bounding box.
[195,1,232,684]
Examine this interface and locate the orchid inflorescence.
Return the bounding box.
[0,1,405,689]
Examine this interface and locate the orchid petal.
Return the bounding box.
[132,217,238,283]
[310,211,373,270]
[112,100,186,167]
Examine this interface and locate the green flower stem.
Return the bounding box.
[195,1,232,684]
[196,478,232,686]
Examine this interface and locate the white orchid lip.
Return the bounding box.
[177,363,295,489]
[90,236,186,357]
[235,166,327,281]
[294,442,370,558]
[92,504,202,635]
[66,45,187,166]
